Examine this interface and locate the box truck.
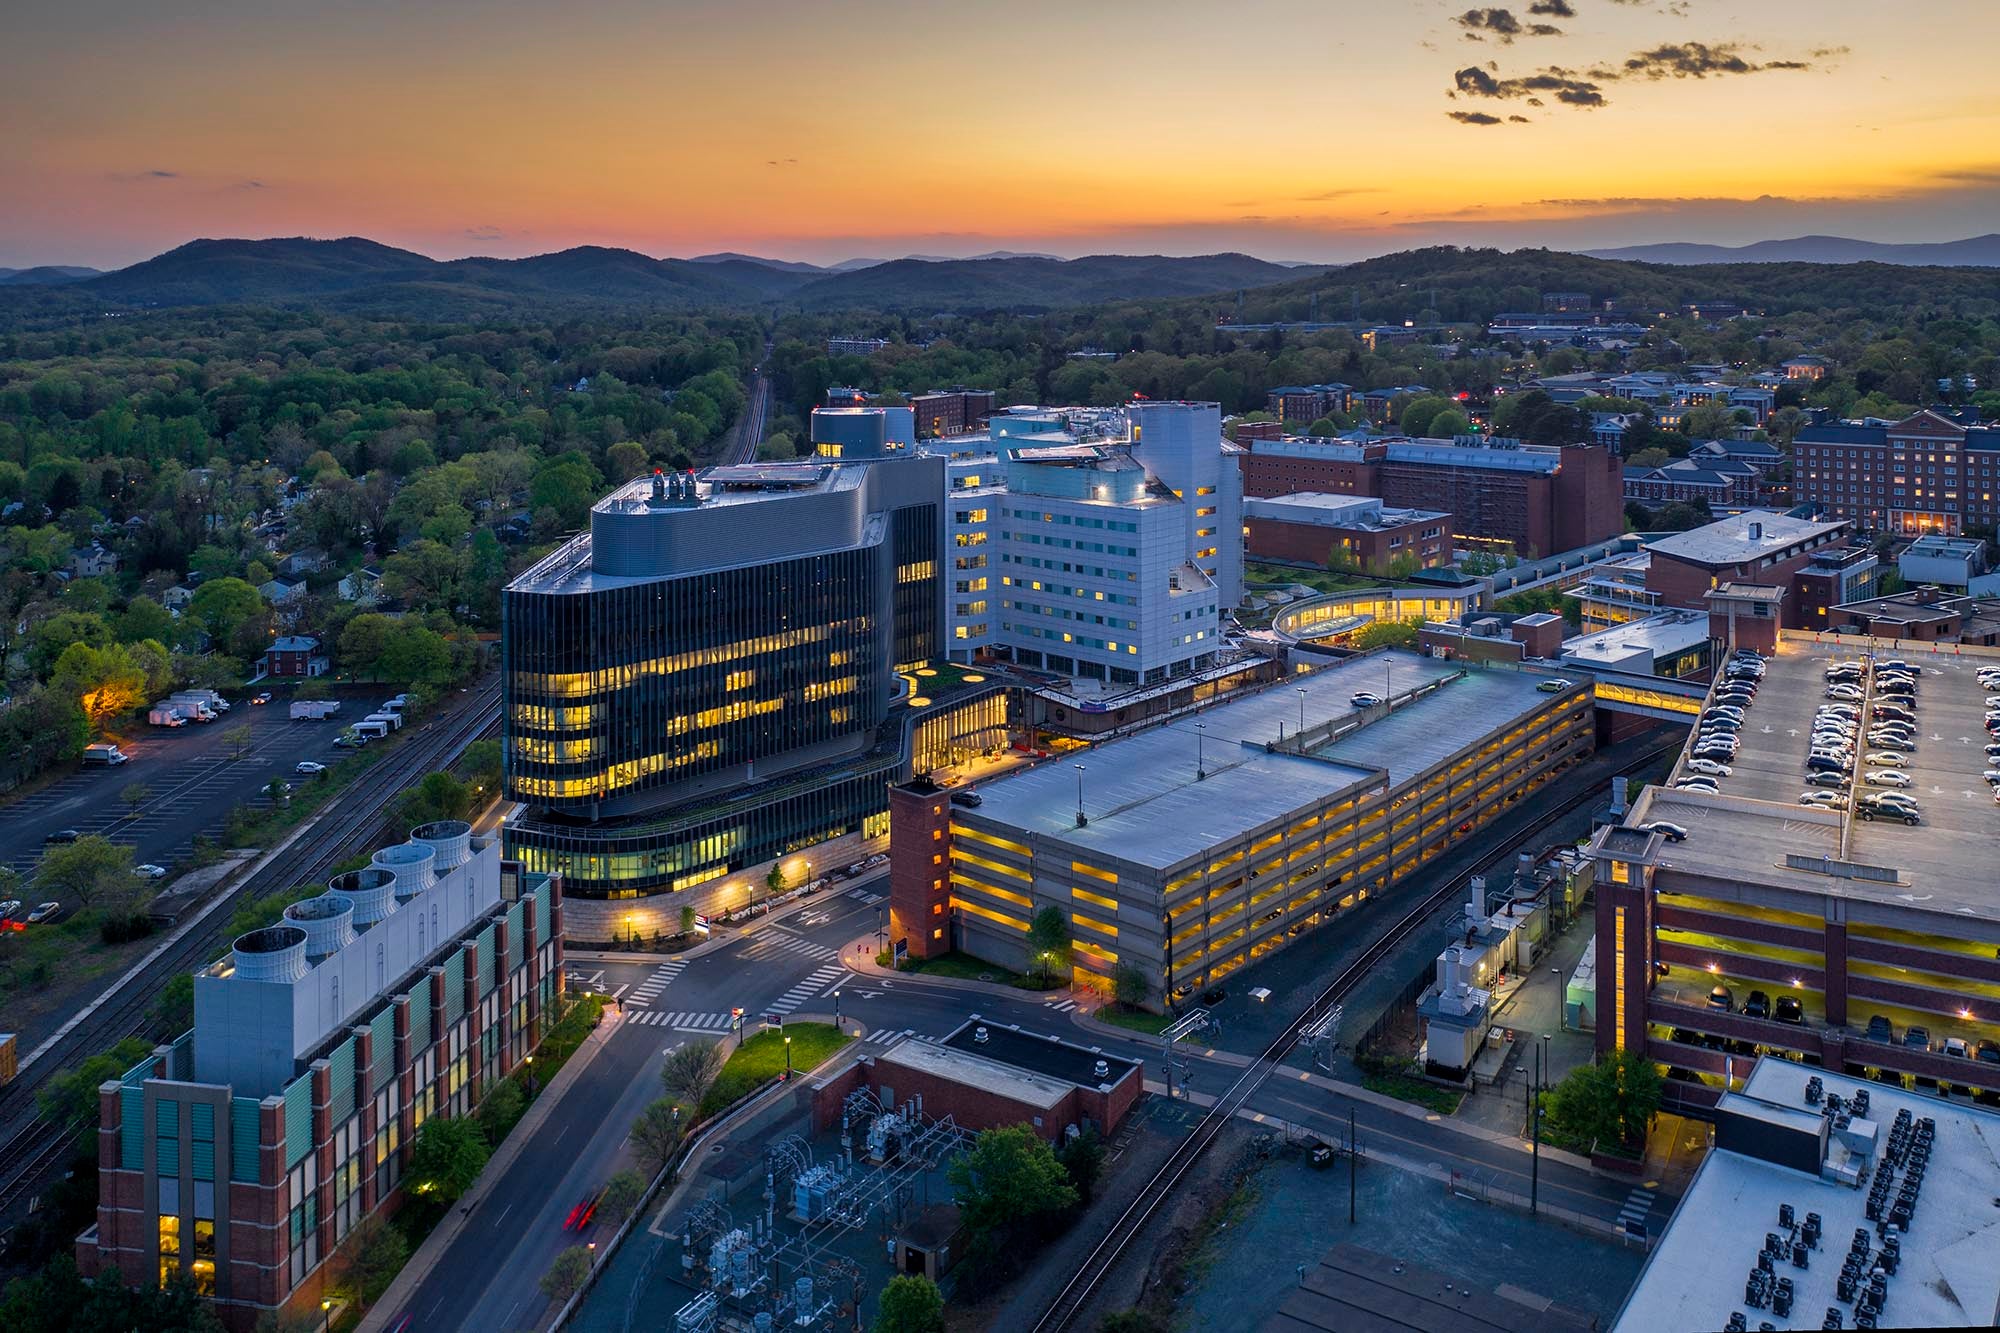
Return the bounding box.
[82,743,130,766]
[363,711,403,732]
[148,705,188,727]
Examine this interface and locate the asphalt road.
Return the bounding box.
[0,684,396,881]
[399,858,1669,1333]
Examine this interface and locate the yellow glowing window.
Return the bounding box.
[1072,886,1119,912]
[955,851,1030,883]
[953,825,1029,857]
[1073,914,1118,938]
[951,895,1028,933]
[1071,861,1118,886]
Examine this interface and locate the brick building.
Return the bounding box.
[1827,586,2000,645]
[1242,493,1450,573]
[809,1019,1141,1144]
[1642,512,1852,627]
[263,636,326,678]
[78,831,563,1329]
[909,389,996,440]
[1240,435,1623,556]
[1792,409,2000,535]
[1264,384,1352,426]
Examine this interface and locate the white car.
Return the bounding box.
[1983,770,2000,787]
[1826,685,1865,701]
[1687,759,1733,777]
[135,864,168,881]
[1862,752,1906,767]
[1863,769,1912,788]
[1674,778,1721,793]
[1350,692,1384,708]
[295,760,328,776]
[1798,791,1849,809]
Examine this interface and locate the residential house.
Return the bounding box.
[258,575,307,605]
[162,585,196,614]
[337,565,384,605]
[263,635,327,677]
[1783,355,1831,381]
[277,548,329,577]
[69,543,120,578]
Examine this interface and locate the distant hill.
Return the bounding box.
[1219,245,2000,325]
[790,253,1319,310]
[0,265,101,286]
[27,238,1316,312]
[1586,234,2000,267]
[688,252,829,274]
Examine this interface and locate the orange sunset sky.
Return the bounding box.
[3,0,1996,268]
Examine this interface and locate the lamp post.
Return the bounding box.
[834,989,842,1034]
[1073,763,1087,827]
[321,1298,332,1333]
[1531,1040,1545,1215]
[1196,722,1207,780]
[784,1035,792,1082]
[1296,687,1307,737]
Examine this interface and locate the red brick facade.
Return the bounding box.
[808,1049,1141,1143]
[888,783,953,961]
[1243,510,1450,573]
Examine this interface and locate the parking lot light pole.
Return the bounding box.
[784,1035,792,1082]
[834,990,842,1033]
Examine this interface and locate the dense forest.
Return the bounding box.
[0,305,758,787]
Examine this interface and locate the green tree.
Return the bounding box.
[331,1212,409,1308]
[660,1039,725,1109]
[1026,905,1071,983]
[531,453,604,530]
[120,781,152,819]
[872,1274,946,1333]
[1350,617,1420,651]
[948,1125,1079,1261]
[1427,408,1470,439]
[49,640,151,726]
[606,441,652,484]
[149,972,195,1036]
[1304,416,1342,437]
[379,623,459,686]
[540,1245,594,1303]
[36,1037,153,1130]
[407,1114,490,1202]
[598,1168,648,1225]
[1110,961,1149,1009]
[0,1254,223,1333]
[1056,1128,1107,1205]
[35,834,139,911]
[475,1077,525,1145]
[400,771,472,829]
[679,904,698,936]
[764,861,788,899]
[27,610,111,679]
[631,1098,686,1176]
[1398,395,1453,438]
[188,577,265,646]
[114,596,176,647]
[1544,1050,1663,1149]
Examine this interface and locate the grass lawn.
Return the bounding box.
[1362,1072,1464,1115]
[1096,1004,1174,1035]
[699,1022,851,1119]
[897,950,1062,992]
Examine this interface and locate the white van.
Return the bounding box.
[363,711,402,732]
[353,719,391,740]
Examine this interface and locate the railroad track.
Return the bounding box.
[0,675,503,1212]
[1028,739,1683,1333]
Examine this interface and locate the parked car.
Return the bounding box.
[43,828,79,844]
[1706,985,1734,1012]
[948,790,983,808]
[1641,821,1688,842]
[1743,991,1771,1019]
[1903,1025,1931,1051]
[1864,769,1912,788]
[251,692,272,705]
[1977,1040,2000,1065]
[1687,758,1732,777]
[1862,752,1907,768]
[0,900,21,921]
[25,902,61,923]
[135,864,168,881]
[1536,679,1572,694]
[1349,692,1383,709]
[1674,778,1720,794]
[1866,1015,1893,1042]
[295,760,328,776]
[1943,1036,1970,1059]
[1775,996,1805,1025]
[1798,791,1849,809]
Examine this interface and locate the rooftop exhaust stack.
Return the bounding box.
[411,820,471,872]
[329,867,399,926]
[283,894,356,958]
[231,925,310,983]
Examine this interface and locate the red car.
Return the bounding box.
[563,1192,602,1232]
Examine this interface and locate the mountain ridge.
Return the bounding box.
[1585,234,2000,267]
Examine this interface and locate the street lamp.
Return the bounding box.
[1073,763,1088,827]
[321,1298,332,1333]
[784,1035,793,1081]
[1296,687,1307,737]
[1196,722,1207,780]
[834,989,842,1033]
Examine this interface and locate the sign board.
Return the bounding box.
[692,913,711,936]
[730,1006,744,1036]
[893,938,909,963]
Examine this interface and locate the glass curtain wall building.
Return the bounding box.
[504,455,943,900]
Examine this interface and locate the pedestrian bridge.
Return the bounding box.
[1271,586,1485,643]
[1584,670,1705,722]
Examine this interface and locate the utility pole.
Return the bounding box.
[1531,1042,1542,1215]
[1348,1107,1357,1225]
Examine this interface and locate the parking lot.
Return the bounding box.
[0,688,388,880]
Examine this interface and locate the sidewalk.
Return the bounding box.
[356,1010,620,1333]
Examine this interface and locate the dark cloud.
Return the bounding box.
[1509,114,1531,122]
[1447,110,1506,125]
[235,179,266,190]
[1527,0,1574,13]
[765,157,800,167]
[1453,64,1607,106]
[463,225,505,241]
[1595,41,1819,81]
[1453,8,1562,42]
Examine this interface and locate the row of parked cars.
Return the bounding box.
[1700,984,2000,1063]
[1672,649,1767,794]
[1796,657,1923,821]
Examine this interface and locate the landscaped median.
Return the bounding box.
[698,1022,851,1117]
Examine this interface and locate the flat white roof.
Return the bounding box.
[1558,612,1711,666]
[1647,510,1848,567]
[875,1040,1070,1111]
[963,652,1560,872]
[1614,1061,2000,1333]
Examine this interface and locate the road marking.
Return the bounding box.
[820,972,856,997]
